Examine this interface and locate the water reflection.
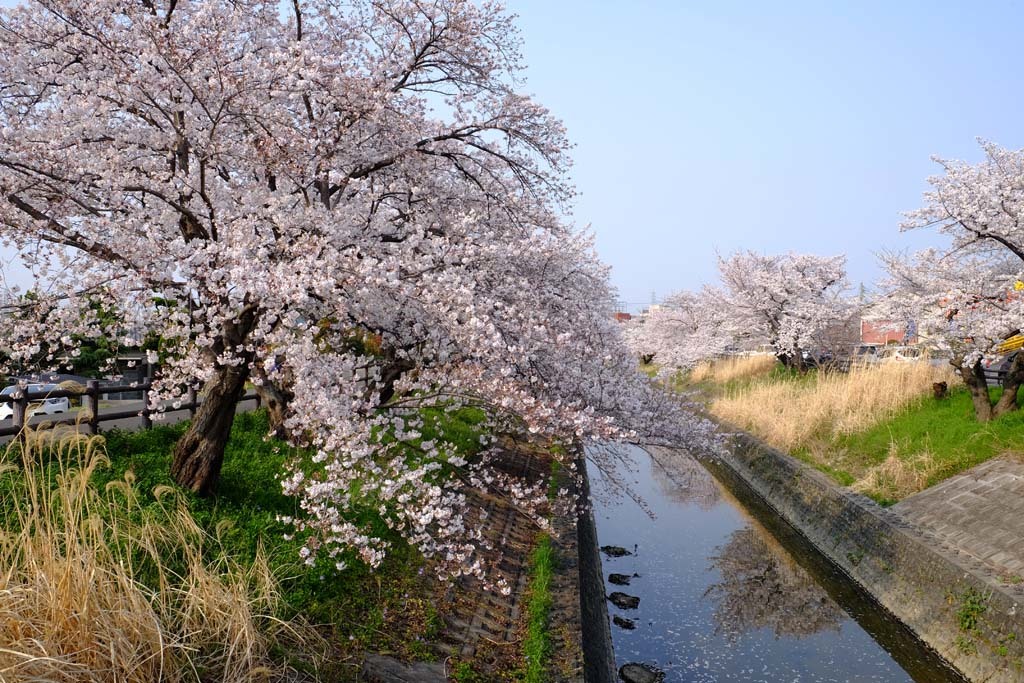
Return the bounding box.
[648,444,721,510]
[706,526,843,642]
[588,443,964,682]
[650,444,843,641]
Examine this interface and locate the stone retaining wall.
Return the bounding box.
[710,432,1024,683]
[574,452,616,683]
[362,446,580,682]
[361,445,602,683]
[545,458,586,682]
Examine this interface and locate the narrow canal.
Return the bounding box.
[587,443,966,683]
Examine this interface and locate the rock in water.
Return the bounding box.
[601,545,632,557]
[607,592,640,609]
[608,573,632,586]
[612,615,637,630]
[619,662,665,683]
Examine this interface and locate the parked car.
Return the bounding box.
[0,383,71,421]
[800,349,836,368]
[853,344,881,362]
[879,346,923,362]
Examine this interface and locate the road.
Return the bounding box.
[0,395,260,445]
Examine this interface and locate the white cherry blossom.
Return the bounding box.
[0,0,713,576]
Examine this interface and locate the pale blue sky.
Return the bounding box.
[510,0,1024,308]
[3,1,1022,308]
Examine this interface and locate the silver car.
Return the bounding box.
[0,383,71,421]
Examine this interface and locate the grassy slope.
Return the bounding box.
[809,387,1024,502]
[95,408,486,671]
[5,403,568,680]
[686,359,1023,505]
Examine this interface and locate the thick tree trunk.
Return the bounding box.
[171,362,250,495]
[994,353,1024,417]
[778,350,807,373]
[958,359,993,423]
[794,347,808,373]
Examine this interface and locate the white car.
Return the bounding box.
[0,383,71,421]
[879,346,923,362]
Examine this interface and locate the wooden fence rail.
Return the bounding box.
[0,380,260,438]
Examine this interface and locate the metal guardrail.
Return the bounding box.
[0,378,260,438]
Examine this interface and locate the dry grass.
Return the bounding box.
[711,361,957,452]
[851,445,936,502]
[689,354,778,385]
[0,429,322,683]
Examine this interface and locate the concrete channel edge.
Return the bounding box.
[706,430,1024,683]
[575,449,617,683]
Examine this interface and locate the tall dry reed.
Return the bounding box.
[851,446,936,502]
[711,361,956,452]
[689,354,778,385]
[0,429,321,683]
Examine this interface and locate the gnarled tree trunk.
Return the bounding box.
[171,304,259,496]
[994,353,1024,417]
[375,354,415,406]
[957,359,993,423]
[255,378,293,440]
[171,362,251,495]
[777,350,807,373]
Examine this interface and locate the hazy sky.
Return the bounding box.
[509,0,1024,308]
[3,1,1023,309]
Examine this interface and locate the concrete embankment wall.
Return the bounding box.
[574,452,616,683]
[709,432,1024,683]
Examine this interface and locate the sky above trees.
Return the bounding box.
[3,0,1024,308]
[509,0,1024,308]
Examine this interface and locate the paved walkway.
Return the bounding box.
[893,455,1024,580]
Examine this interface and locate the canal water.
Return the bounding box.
[587,443,966,683]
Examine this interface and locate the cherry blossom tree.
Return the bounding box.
[625,286,733,374]
[880,141,1024,421]
[627,253,849,375]
[717,251,850,371]
[0,0,711,576]
[876,249,1024,421]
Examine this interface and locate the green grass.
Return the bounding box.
[450,661,488,682]
[520,533,554,683]
[20,407,488,671]
[712,362,806,395]
[639,362,688,393]
[797,386,1024,504]
[685,355,1024,503]
[679,359,792,402]
[517,459,561,683]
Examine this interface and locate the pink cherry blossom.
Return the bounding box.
[0,0,714,577]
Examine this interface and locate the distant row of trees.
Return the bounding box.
[628,141,1024,424]
[627,251,851,374]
